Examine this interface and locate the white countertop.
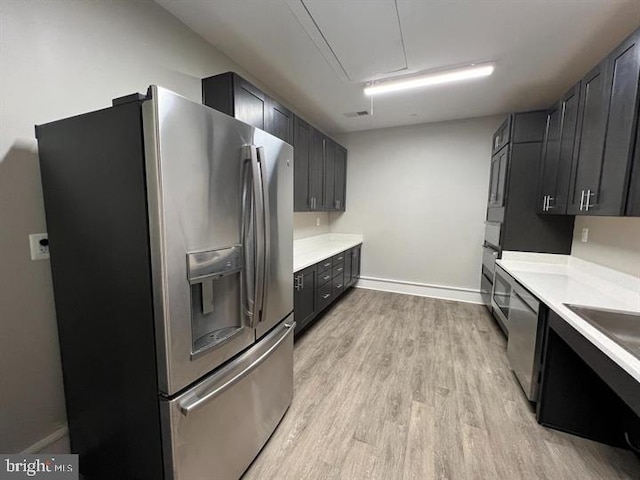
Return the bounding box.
[294,233,363,272]
[497,252,640,383]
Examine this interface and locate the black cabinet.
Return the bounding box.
[294,244,362,336]
[308,127,326,211]
[568,29,640,215]
[293,117,311,211]
[627,126,640,216]
[294,265,317,333]
[484,111,575,254]
[202,72,293,144]
[487,147,509,209]
[323,137,336,211]
[539,83,580,214]
[333,145,347,211]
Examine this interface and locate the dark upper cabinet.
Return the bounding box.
[294,117,311,211]
[628,124,640,216]
[323,139,347,212]
[539,83,581,214]
[568,29,640,215]
[323,138,336,211]
[334,145,347,212]
[492,118,511,155]
[204,71,348,212]
[294,266,317,333]
[485,111,575,254]
[309,127,325,211]
[202,72,292,143]
[266,97,294,144]
[488,147,509,209]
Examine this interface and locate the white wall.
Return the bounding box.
[330,116,504,301]
[0,0,256,453]
[293,212,330,239]
[571,216,640,277]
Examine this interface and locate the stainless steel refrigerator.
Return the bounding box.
[36,86,294,479]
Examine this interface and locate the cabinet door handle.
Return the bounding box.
[322,293,331,299]
[585,189,593,211]
[323,262,331,268]
[542,195,547,211]
[336,283,343,289]
[323,275,331,281]
[337,256,343,261]
[337,267,343,272]
[579,190,585,211]
[547,196,554,210]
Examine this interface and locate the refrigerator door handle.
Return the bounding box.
[241,146,265,326]
[257,146,271,323]
[177,320,296,416]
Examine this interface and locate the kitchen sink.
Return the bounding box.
[564,304,640,360]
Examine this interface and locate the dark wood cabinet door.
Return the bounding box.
[294,266,317,331]
[233,77,266,130]
[599,30,640,215]
[568,62,610,214]
[351,246,361,280]
[323,138,336,211]
[344,249,353,287]
[539,84,581,214]
[267,98,294,144]
[309,128,325,210]
[488,147,509,208]
[334,145,347,211]
[294,116,311,212]
[539,104,562,213]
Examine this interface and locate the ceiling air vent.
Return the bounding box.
[344,110,370,118]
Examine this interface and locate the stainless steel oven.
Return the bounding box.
[491,264,511,335]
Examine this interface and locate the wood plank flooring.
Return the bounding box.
[243,289,640,480]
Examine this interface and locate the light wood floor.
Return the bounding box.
[243,289,640,479]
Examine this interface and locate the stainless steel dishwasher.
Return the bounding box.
[506,281,545,402]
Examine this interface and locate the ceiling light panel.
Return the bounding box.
[364,64,495,95]
[288,0,408,82]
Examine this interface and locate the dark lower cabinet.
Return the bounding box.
[294,244,362,336]
[334,145,347,212]
[293,265,317,333]
[537,310,640,449]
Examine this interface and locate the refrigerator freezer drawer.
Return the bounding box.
[161,315,295,480]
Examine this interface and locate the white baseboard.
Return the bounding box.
[355,276,483,304]
[21,425,70,454]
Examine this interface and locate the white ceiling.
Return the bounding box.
[157,0,640,135]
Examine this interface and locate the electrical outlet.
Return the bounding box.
[29,233,50,260]
[316,217,321,227]
[581,228,589,243]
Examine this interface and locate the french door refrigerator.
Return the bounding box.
[36,86,294,480]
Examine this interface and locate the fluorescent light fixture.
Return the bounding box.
[364,64,495,96]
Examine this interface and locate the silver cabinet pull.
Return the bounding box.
[547,196,554,210]
[323,275,330,281]
[322,293,331,299]
[336,267,343,273]
[585,189,593,211]
[336,283,343,289]
[579,190,585,211]
[323,262,331,268]
[542,195,547,211]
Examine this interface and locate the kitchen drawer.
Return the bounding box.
[332,263,345,278]
[317,281,333,311]
[332,251,346,264]
[317,258,333,274]
[318,270,333,286]
[333,273,345,297]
